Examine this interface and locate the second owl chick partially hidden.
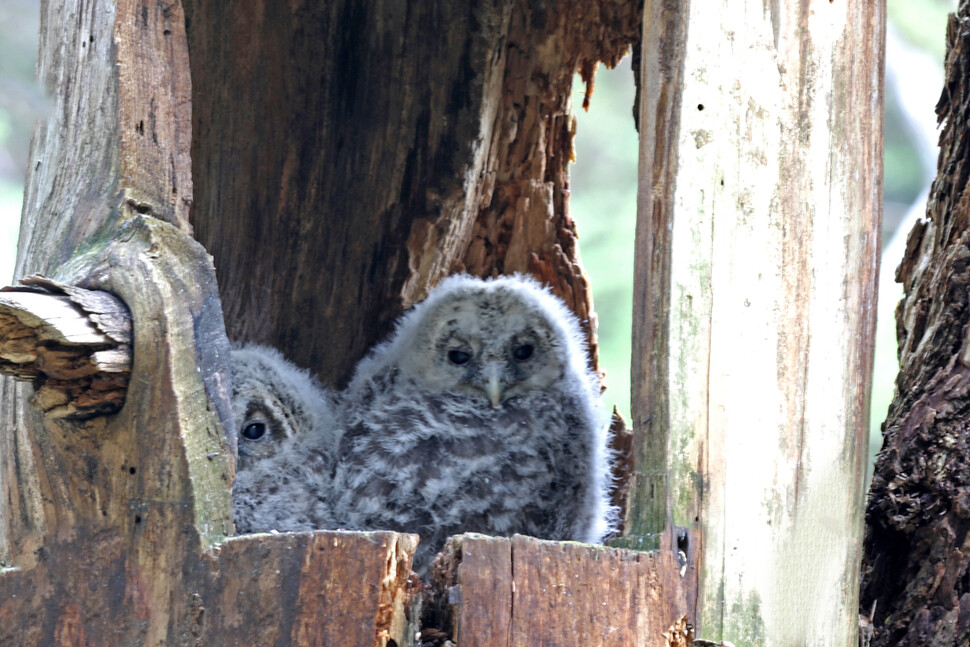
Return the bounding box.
[230,274,616,573]
[331,274,616,570]
[230,344,341,534]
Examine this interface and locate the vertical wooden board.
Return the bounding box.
[627,0,688,547]
[450,534,677,647]
[454,534,512,647]
[634,1,883,645]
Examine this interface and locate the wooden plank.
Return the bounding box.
[631,1,884,645]
[429,534,682,647]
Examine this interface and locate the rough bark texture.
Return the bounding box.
[423,533,683,647]
[861,6,970,645]
[3,0,210,566]
[628,1,883,644]
[2,0,425,641]
[184,0,640,388]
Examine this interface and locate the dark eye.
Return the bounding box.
[448,349,472,365]
[513,344,534,361]
[241,420,267,441]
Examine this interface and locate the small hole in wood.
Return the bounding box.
[134,515,142,525]
[677,528,689,553]
[129,466,137,475]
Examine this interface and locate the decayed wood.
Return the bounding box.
[184,0,639,389]
[3,0,211,569]
[0,0,393,642]
[4,0,657,642]
[1,529,419,647]
[455,0,641,365]
[860,6,970,645]
[424,534,683,647]
[608,407,634,536]
[630,1,884,644]
[0,276,131,419]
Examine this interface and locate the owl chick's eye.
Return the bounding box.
[242,420,267,441]
[448,349,472,365]
[513,344,534,361]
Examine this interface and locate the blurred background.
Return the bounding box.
[0,1,956,478]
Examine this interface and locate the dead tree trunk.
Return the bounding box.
[183,0,639,387]
[0,0,687,645]
[625,1,884,644]
[861,5,970,645]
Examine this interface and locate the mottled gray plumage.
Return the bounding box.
[230,344,340,534]
[331,274,615,570]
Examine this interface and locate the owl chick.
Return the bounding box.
[331,274,615,570]
[230,344,340,534]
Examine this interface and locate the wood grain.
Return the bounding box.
[631,1,884,644]
[183,0,640,388]
[0,529,419,647]
[428,534,683,647]
[0,277,131,418]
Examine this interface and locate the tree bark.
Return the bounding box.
[627,1,884,644]
[861,5,970,645]
[0,0,420,643]
[183,0,639,387]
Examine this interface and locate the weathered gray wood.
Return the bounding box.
[4,0,202,567]
[629,1,884,644]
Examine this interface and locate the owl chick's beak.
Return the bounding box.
[485,367,504,407]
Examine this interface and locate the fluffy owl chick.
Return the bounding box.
[231,344,340,534]
[331,274,615,570]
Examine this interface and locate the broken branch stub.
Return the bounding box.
[0,275,132,419]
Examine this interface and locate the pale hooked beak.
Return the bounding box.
[485,365,503,407]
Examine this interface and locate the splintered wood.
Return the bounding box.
[426,534,681,647]
[0,275,132,418]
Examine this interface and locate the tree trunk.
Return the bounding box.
[0,0,686,644]
[183,0,639,387]
[861,5,970,645]
[625,1,884,644]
